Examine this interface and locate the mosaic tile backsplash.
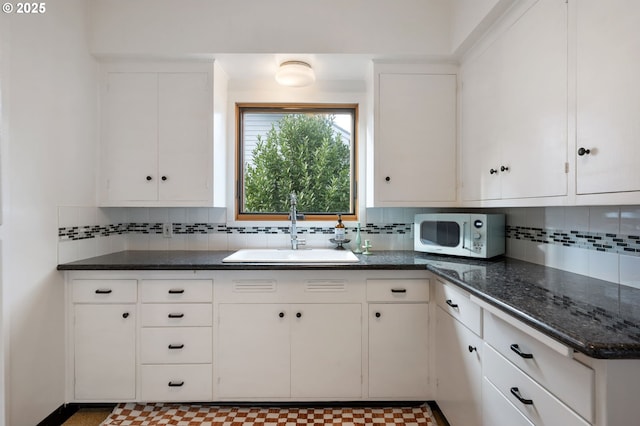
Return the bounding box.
[57,206,640,289]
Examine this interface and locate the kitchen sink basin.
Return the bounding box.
[222,248,360,263]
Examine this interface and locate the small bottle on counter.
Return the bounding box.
[335,214,346,241]
[353,222,362,253]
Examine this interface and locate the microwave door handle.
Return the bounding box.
[461,221,470,251]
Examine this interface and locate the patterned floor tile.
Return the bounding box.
[100,403,436,425]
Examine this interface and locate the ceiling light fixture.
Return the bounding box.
[275,61,315,87]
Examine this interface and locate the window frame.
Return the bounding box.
[235,102,359,222]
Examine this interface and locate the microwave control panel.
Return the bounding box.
[472,219,484,252]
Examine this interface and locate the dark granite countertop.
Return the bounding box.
[58,250,640,359]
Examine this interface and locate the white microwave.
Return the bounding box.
[414,213,505,258]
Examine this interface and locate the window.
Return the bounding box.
[236,103,357,221]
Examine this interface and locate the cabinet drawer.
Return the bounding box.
[139,280,213,303]
[366,279,429,302]
[140,364,212,402]
[72,280,137,303]
[483,377,534,426]
[435,279,482,336]
[484,311,594,422]
[484,344,590,426]
[140,327,212,364]
[141,304,212,327]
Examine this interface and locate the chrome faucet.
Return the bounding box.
[289,192,306,250]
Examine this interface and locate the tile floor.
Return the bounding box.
[63,403,449,425]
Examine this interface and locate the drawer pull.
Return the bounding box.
[168,289,185,294]
[510,344,534,359]
[468,345,477,353]
[168,344,185,350]
[122,312,130,319]
[168,313,185,319]
[510,387,534,405]
[168,381,184,387]
[391,288,407,293]
[95,289,112,294]
[445,299,459,309]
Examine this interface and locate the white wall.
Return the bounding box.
[449,0,515,54]
[2,2,98,424]
[88,0,451,58]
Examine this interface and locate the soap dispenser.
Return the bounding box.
[334,214,346,241]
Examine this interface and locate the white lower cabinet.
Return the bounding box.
[217,303,362,399]
[71,279,137,401]
[434,279,482,426]
[139,279,214,402]
[74,304,136,400]
[484,344,589,426]
[367,278,430,399]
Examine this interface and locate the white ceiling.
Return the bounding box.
[213,53,375,82]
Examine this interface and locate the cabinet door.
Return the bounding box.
[103,72,158,202]
[368,303,429,398]
[216,304,290,398]
[74,304,136,400]
[376,73,457,205]
[462,0,568,200]
[435,307,482,426]
[290,304,362,398]
[576,0,640,194]
[158,73,212,201]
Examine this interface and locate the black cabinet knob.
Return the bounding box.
[279,312,285,318]
[468,345,477,353]
[375,312,381,318]
[161,176,168,181]
[385,176,391,182]
[296,312,302,318]
[489,168,498,175]
[122,312,129,319]
[500,165,509,172]
[578,147,591,156]
[146,175,152,181]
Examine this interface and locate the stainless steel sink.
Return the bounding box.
[222,248,359,263]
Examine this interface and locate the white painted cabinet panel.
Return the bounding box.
[576,0,640,196]
[102,72,158,202]
[435,306,482,426]
[461,0,568,201]
[371,65,457,206]
[291,304,362,398]
[74,304,136,400]
[216,303,290,398]
[157,73,211,202]
[217,302,362,399]
[368,303,429,398]
[100,65,216,206]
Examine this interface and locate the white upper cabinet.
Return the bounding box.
[369,64,457,207]
[99,62,227,207]
[576,0,640,198]
[460,0,568,203]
